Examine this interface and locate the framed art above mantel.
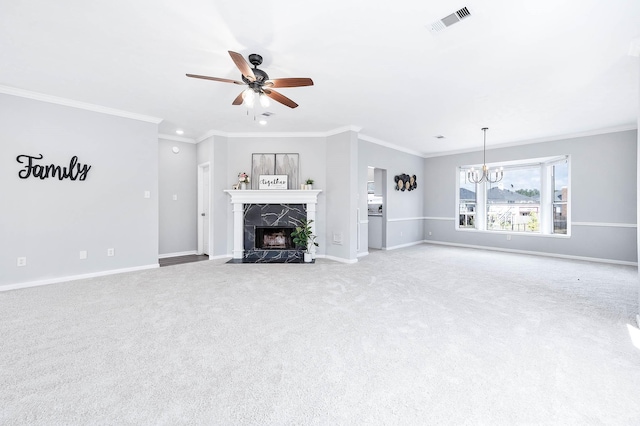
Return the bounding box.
[251,153,299,189]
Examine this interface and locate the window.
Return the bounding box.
[458,156,569,235]
[459,170,476,228]
[552,160,569,234]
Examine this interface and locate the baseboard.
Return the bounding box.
[316,254,358,264]
[423,240,638,266]
[384,240,425,251]
[158,250,198,259]
[357,251,369,258]
[209,254,233,260]
[0,263,160,292]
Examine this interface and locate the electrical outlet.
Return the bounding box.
[144,191,150,198]
[17,257,27,267]
[428,231,432,236]
[107,248,115,257]
[172,194,178,201]
[507,235,511,241]
[79,250,87,260]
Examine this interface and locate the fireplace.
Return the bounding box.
[255,227,295,250]
[224,189,321,262]
[242,203,306,263]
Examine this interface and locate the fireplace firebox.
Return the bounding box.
[255,227,295,250]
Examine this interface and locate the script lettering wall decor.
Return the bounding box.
[16,154,92,181]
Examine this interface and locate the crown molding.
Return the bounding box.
[197,129,229,142]
[195,125,363,142]
[422,123,638,158]
[158,133,197,143]
[0,85,163,124]
[358,133,426,157]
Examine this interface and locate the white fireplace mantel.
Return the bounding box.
[224,189,322,259]
[224,189,322,205]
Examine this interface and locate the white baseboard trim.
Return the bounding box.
[158,250,198,259]
[384,240,426,251]
[423,240,638,266]
[357,251,370,258]
[0,263,160,292]
[316,254,358,264]
[209,254,233,260]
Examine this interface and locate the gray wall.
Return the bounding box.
[216,135,328,257]
[326,131,358,261]
[1,94,159,287]
[423,130,638,263]
[158,139,197,255]
[204,132,426,262]
[358,140,426,252]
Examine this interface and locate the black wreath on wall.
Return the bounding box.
[394,174,417,192]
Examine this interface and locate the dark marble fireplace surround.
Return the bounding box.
[243,203,306,263]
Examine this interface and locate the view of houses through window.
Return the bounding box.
[458,156,569,235]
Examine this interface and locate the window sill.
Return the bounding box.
[456,227,571,238]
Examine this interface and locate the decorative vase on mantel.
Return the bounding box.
[240,182,247,190]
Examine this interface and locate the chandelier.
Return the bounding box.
[467,127,504,184]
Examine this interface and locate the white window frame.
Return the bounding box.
[456,155,570,237]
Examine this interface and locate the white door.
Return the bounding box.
[198,164,210,255]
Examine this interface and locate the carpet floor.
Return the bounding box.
[1,244,639,425]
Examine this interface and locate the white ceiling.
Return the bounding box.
[1,0,639,156]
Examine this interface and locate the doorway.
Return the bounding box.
[367,167,386,250]
[197,162,210,255]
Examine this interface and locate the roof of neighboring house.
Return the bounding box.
[459,187,540,203]
[488,187,538,203]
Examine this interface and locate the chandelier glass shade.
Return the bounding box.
[467,127,504,184]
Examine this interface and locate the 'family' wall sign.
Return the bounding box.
[16,154,92,181]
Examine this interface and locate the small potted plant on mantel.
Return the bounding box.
[291,219,318,263]
[305,178,314,190]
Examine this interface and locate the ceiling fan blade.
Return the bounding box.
[264,78,314,88]
[186,74,244,85]
[232,91,244,105]
[263,89,298,108]
[228,51,255,82]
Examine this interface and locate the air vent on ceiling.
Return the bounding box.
[430,6,472,33]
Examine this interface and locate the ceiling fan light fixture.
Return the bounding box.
[186,51,313,109]
[259,93,270,108]
[242,89,255,108]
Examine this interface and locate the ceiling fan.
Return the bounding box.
[186,51,314,109]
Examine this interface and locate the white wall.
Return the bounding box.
[1,94,159,287]
[158,139,197,256]
[424,130,638,264]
